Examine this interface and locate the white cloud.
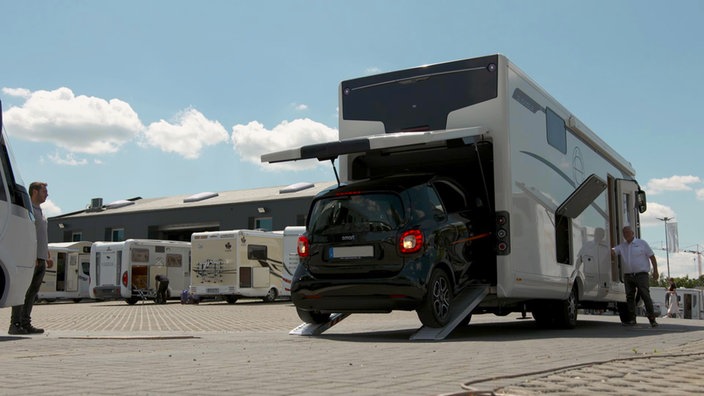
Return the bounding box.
[640,201,676,228]
[2,87,143,154]
[47,152,89,166]
[696,189,704,201]
[231,118,337,171]
[142,108,229,159]
[645,175,701,195]
[40,199,62,217]
[292,103,308,111]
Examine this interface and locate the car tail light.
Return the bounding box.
[495,211,510,255]
[297,235,310,257]
[122,271,128,287]
[399,229,423,254]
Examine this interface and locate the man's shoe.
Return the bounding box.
[24,325,44,334]
[8,324,28,335]
[649,320,659,328]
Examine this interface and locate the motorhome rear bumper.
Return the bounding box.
[92,286,120,300]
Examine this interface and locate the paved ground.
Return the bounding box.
[2,299,704,395]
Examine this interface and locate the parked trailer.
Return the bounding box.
[0,100,36,308]
[263,54,647,337]
[89,239,191,305]
[190,227,305,303]
[38,241,92,303]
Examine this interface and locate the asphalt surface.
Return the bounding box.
[2,299,704,395]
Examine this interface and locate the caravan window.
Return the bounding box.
[546,107,567,154]
[248,244,268,261]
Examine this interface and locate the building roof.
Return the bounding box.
[53,181,337,219]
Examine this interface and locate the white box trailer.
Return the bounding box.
[190,227,305,303]
[38,241,93,303]
[263,54,648,334]
[89,239,191,305]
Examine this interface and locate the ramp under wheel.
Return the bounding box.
[289,284,489,341]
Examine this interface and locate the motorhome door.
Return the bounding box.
[610,178,642,281]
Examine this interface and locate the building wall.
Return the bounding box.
[48,197,312,243]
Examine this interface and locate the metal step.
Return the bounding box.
[289,313,351,336]
[410,284,490,341]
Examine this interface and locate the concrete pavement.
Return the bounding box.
[2,299,704,395]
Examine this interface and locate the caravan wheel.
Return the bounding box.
[262,288,278,303]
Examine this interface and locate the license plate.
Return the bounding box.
[330,246,374,259]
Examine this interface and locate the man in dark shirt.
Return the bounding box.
[155,274,170,304]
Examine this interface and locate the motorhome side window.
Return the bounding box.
[248,245,268,260]
[546,107,567,154]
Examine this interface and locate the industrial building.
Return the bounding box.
[48,181,335,243]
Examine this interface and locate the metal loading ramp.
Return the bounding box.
[289,284,490,340]
[410,284,489,341]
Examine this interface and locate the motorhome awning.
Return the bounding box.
[261,126,488,164]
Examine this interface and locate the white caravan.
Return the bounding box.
[0,100,36,308]
[38,241,93,303]
[263,54,647,333]
[649,287,703,319]
[89,239,191,305]
[190,227,305,303]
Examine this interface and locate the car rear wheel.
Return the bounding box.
[417,268,453,328]
[297,308,331,324]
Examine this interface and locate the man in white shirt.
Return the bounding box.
[612,225,659,327]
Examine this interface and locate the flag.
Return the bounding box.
[666,222,679,253]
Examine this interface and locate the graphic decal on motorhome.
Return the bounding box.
[193,258,235,283]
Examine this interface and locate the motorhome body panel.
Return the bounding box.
[0,108,36,307]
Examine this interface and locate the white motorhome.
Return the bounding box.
[38,241,92,303]
[263,54,647,334]
[650,286,703,319]
[0,100,37,308]
[190,227,305,303]
[89,239,191,305]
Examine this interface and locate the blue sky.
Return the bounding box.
[2,1,703,278]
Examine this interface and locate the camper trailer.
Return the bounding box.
[0,100,36,308]
[89,239,191,305]
[263,54,647,335]
[38,241,93,303]
[190,227,305,303]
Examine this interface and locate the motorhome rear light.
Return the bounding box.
[399,229,423,253]
[122,271,128,287]
[497,242,508,252]
[497,229,507,239]
[297,235,310,257]
[487,63,497,72]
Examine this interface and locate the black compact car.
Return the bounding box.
[291,173,493,328]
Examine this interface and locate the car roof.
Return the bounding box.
[321,173,456,197]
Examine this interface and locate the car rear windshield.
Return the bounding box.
[308,193,404,235]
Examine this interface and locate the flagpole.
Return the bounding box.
[656,216,673,279]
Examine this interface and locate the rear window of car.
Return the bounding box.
[308,193,404,235]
